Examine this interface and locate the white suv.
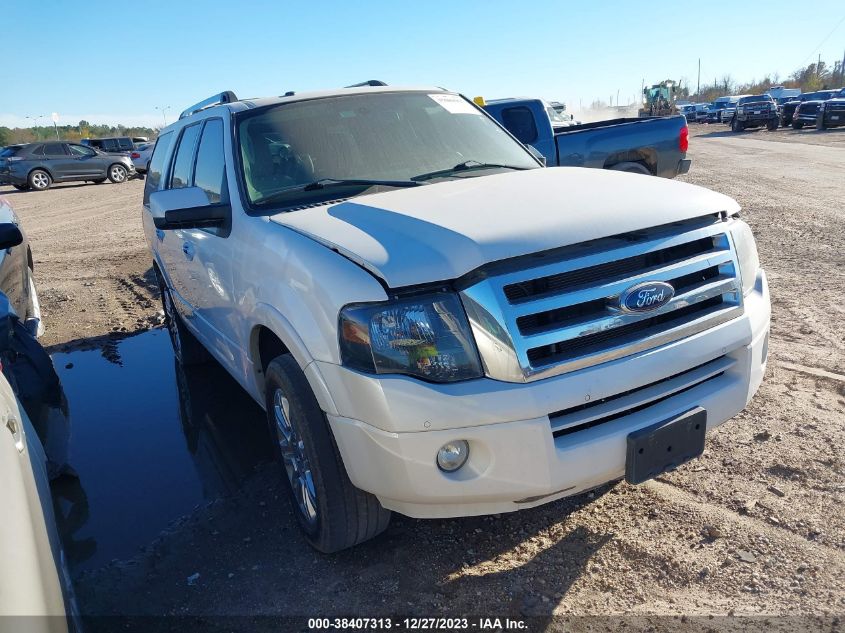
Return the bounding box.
[143,85,770,552]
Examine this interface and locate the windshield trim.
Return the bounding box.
[232,89,542,215]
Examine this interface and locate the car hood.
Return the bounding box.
[269,168,739,288]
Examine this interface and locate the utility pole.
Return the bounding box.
[155,105,171,127]
[26,115,44,140]
[697,58,701,96]
[839,47,845,85]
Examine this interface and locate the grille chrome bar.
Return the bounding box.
[459,216,745,383]
[495,220,726,290]
[509,248,734,318]
[519,276,740,349]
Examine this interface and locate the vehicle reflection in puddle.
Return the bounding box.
[50,328,272,574]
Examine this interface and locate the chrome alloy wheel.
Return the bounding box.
[273,388,318,525]
[31,171,50,189]
[110,164,127,182]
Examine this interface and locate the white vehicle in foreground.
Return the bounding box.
[143,85,770,552]
[0,350,74,630]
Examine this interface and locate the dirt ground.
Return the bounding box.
[2,124,844,631]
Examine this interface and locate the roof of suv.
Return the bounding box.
[174,85,449,124]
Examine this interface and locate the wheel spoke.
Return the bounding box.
[272,387,318,524]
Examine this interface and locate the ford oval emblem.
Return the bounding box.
[619,281,675,313]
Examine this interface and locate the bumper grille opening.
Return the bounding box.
[550,356,730,438]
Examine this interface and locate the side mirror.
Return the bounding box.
[0,223,23,250]
[149,187,229,230]
[527,145,547,167]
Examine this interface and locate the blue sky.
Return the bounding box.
[2,0,844,128]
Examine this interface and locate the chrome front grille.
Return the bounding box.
[460,214,744,383]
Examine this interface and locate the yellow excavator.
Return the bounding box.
[639,80,680,117]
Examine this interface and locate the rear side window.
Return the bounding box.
[117,138,134,151]
[169,124,202,189]
[193,119,226,203]
[501,107,538,144]
[42,142,68,156]
[30,145,45,156]
[143,131,174,204]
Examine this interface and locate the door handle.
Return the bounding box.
[6,415,24,453]
[182,241,195,261]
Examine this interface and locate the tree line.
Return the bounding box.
[684,58,844,103]
[0,121,159,147]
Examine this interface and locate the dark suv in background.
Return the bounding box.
[780,90,839,127]
[792,90,842,129]
[0,141,135,191]
[80,136,135,153]
[816,88,845,129]
[731,94,779,131]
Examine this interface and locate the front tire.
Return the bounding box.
[767,118,779,131]
[816,116,826,131]
[156,272,210,365]
[793,120,804,129]
[28,169,52,191]
[107,163,128,183]
[264,354,390,553]
[731,117,743,132]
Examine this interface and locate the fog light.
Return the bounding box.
[436,440,469,472]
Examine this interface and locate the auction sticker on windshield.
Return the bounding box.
[428,93,481,115]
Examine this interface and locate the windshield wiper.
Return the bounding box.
[412,160,531,182]
[253,178,423,206]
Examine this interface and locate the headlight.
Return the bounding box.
[339,292,482,383]
[730,220,760,296]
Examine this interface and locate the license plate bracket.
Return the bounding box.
[625,407,706,484]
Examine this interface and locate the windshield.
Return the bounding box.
[738,96,772,105]
[237,91,539,208]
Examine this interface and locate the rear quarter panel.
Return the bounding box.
[554,116,686,177]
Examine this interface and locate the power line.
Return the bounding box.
[799,14,845,67]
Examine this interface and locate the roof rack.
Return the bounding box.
[179,91,238,120]
[345,80,388,88]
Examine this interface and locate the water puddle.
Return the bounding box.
[49,328,273,574]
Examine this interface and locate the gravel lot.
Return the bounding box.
[2,124,843,631]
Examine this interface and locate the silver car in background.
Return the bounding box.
[131,142,155,174]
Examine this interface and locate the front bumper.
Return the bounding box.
[322,270,771,518]
[737,113,777,123]
[822,109,845,125]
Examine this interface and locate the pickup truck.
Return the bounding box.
[730,94,779,132]
[481,97,690,177]
[143,85,770,553]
